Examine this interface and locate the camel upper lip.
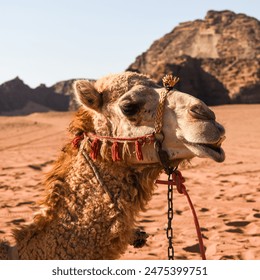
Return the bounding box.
[183,136,226,162]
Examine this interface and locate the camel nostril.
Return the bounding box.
[216,123,225,136]
[189,104,216,121]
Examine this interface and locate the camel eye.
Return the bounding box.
[120,102,141,116]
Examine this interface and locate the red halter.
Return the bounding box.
[72,132,156,161]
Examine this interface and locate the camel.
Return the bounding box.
[0,71,225,259]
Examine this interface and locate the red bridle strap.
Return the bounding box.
[72,132,156,161]
[156,170,206,260]
[86,132,155,143]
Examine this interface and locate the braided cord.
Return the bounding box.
[154,90,168,134]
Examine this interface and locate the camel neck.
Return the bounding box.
[71,151,162,214]
[13,150,161,259]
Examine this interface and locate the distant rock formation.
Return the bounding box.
[0,78,73,115]
[0,77,98,115]
[50,79,82,111]
[127,10,260,105]
[0,77,31,113]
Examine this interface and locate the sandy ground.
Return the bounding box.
[0,105,259,260]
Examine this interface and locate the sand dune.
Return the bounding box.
[0,105,259,260]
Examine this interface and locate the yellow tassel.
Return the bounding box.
[100,140,110,161]
[162,74,179,90]
[122,141,131,160]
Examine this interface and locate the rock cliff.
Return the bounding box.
[127,10,260,104]
[0,77,97,115]
[0,78,71,115]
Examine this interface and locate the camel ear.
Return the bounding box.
[74,80,102,111]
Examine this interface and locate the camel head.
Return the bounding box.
[73,72,225,168]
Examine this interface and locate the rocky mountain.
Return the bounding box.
[0,77,31,112]
[0,77,98,115]
[0,78,75,115]
[127,10,260,105]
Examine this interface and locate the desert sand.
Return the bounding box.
[0,105,259,260]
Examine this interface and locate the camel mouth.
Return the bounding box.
[184,136,226,162]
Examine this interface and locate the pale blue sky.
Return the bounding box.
[0,0,259,87]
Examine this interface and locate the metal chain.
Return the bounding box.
[159,74,179,260]
[167,172,174,260]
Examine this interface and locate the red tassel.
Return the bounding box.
[90,138,100,160]
[72,134,84,148]
[111,141,121,161]
[135,140,143,161]
[172,171,186,194]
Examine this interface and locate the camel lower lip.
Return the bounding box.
[184,141,225,162]
[197,143,225,162]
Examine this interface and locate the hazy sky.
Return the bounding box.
[0,0,259,87]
